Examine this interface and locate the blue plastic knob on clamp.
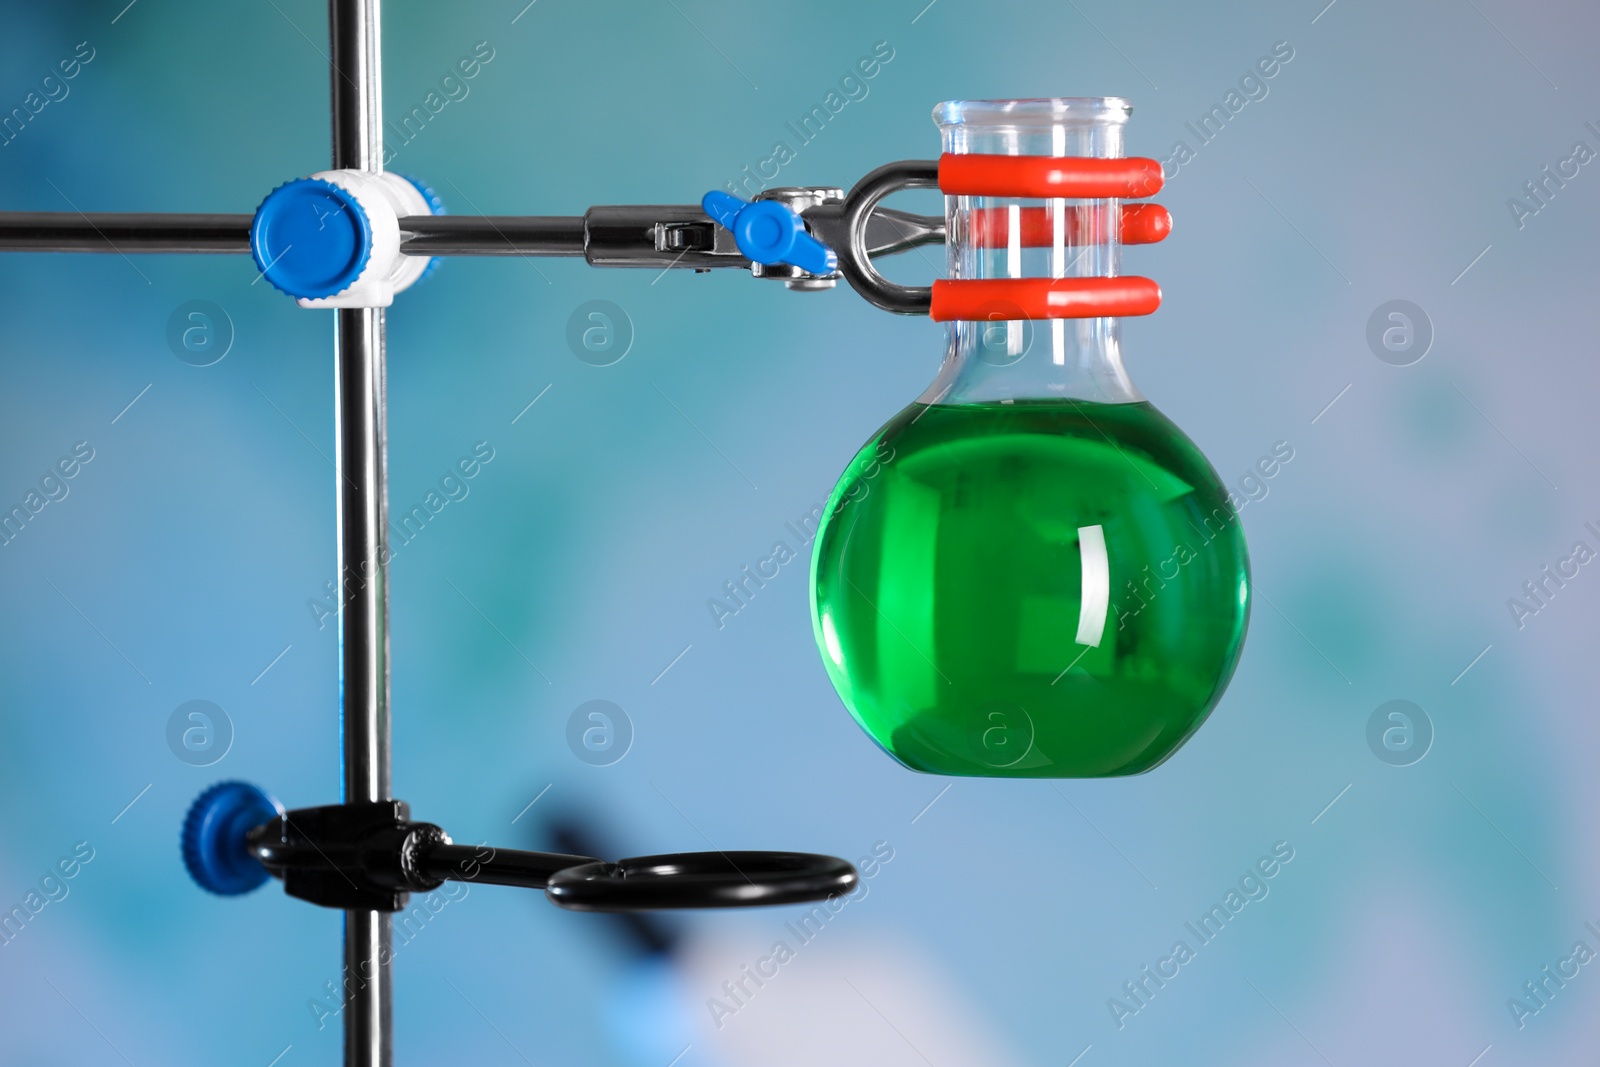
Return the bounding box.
[250,178,373,300]
[181,781,284,896]
[701,191,838,276]
[399,174,446,283]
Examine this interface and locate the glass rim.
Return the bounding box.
[933,97,1133,129]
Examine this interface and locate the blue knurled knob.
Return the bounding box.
[181,781,283,896]
[250,178,373,299]
[400,174,446,283]
[701,191,838,276]
[400,174,447,217]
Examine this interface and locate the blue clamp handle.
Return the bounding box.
[701,191,838,276]
[182,781,283,896]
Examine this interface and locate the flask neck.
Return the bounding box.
[920,99,1143,406]
[921,315,1142,406]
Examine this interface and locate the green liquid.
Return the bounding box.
[811,400,1250,777]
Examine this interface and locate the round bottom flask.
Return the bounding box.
[810,99,1249,777]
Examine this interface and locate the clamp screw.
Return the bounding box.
[701,191,838,277]
[181,781,283,896]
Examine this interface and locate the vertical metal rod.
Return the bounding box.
[329,1,391,1065]
[334,307,390,809]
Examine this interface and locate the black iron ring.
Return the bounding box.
[544,850,859,912]
[836,160,940,316]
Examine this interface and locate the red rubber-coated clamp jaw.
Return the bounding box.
[937,153,1167,320]
[833,156,1172,319]
[939,154,1165,199]
[930,276,1162,322]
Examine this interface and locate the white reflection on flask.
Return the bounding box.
[1076,524,1109,648]
[821,611,845,668]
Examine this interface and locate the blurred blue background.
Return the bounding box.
[1,0,1597,1064]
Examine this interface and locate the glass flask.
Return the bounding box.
[811,98,1250,778]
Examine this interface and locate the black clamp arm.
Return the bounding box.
[235,798,857,914]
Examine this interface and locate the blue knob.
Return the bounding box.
[399,174,446,283]
[181,781,283,896]
[701,191,838,276]
[401,174,447,217]
[250,178,373,299]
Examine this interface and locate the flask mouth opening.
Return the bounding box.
[933,97,1133,130]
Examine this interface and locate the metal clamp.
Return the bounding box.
[816,160,941,316]
[0,172,950,313]
[187,782,859,914]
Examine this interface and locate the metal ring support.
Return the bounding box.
[545,851,860,912]
[835,160,942,316]
[419,839,861,913]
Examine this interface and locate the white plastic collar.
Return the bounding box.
[296,170,435,309]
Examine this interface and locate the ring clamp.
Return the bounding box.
[834,160,940,316]
[545,850,860,912]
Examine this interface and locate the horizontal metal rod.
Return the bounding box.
[399,215,585,256]
[0,213,252,253]
[0,208,944,272]
[0,212,662,262]
[419,843,597,890]
[0,212,589,257]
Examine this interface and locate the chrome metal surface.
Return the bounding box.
[399,214,586,256]
[581,204,745,267]
[0,202,944,267]
[751,187,843,289]
[0,213,251,253]
[330,0,391,1064]
[332,305,390,810]
[830,160,942,315]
